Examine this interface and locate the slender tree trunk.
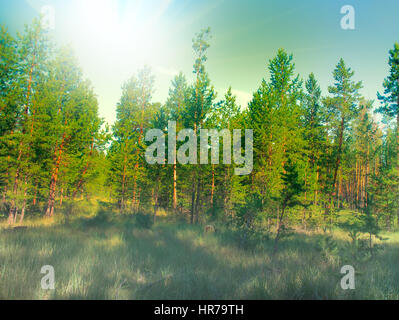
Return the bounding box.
[396,109,399,225]
[72,137,94,199]
[273,201,287,256]
[19,176,28,224]
[132,181,137,212]
[314,166,319,208]
[358,161,361,208]
[190,121,198,225]
[2,157,9,205]
[1,187,6,204]
[45,132,66,217]
[333,116,345,193]
[326,116,345,221]
[303,166,308,228]
[19,204,25,224]
[275,205,279,231]
[224,166,230,217]
[131,161,140,212]
[13,208,18,224]
[210,164,215,206]
[138,189,141,211]
[337,174,342,209]
[33,183,37,206]
[153,177,160,223]
[386,214,391,231]
[120,152,127,211]
[195,178,201,224]
[173,163,177,210]
[59,187,64,206]
[9,146,23,223]
[190,173,196,225]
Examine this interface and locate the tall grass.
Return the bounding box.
[0,214,399,299]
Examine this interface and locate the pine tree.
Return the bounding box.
[43,48,101,217]
[109,67,157,212]
[7,18,51,223]
[369,127,399,230]
[273,159,304,255]
[302,73,327,225]
[323,59,362,223]
[0,26,18,208]
[377,43,399,225]
[206,87,242,219]
[247,49,304,226]
[165,72,189,210]
[351,100,381,209]
[183,27,215,224]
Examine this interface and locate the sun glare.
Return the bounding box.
[72,0,165,61]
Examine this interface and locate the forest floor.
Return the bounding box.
[0,213,399,300]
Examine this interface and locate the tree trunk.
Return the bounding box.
[6,49,37,223]
[120,152,127,211]
[32,183,37,206]
[136,187,141,212]
[210,164,215,206]
[173,163,177,210]
[326,116,345,220]
[396,108,399,226]
[223,166,230,217]
[190,174,196,225]
[13,208,18,224]
[9,146,23,223]
[131,161,140,212]
[59,187,64,206]
[273,202,286,256]
[45,132,66,217]
[333,116,345,194]
[72,138,94,199]
[153,177,160,224]
[19,176,28,224]
[195,178,201,224]
[314,166,319,208]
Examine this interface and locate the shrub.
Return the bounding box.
[79,210,111,228]
[135,213,153,229]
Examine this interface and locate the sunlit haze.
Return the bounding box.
[1,0,399,125]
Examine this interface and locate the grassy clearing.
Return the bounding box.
[0,215,399,300]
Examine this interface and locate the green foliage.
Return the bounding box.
[235,192,263,228]
[338,208,386,262]
[107,66,157,212]
[377,43,399,119]
[247,49,304,202]
[317,235,339,263]
[1,17,399,259]
[135,212,154,229]
[80,210,112,229]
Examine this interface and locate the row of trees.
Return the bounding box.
[1,18,398,232]
[0,19,108,223]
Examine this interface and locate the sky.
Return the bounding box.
[0,0,398,125]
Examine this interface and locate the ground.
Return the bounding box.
[0,215,399,300]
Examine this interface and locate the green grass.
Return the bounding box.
[1,216,399,300]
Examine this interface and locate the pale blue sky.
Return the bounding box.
[1,0,398,125]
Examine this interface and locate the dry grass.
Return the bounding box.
[0,217,398,300]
